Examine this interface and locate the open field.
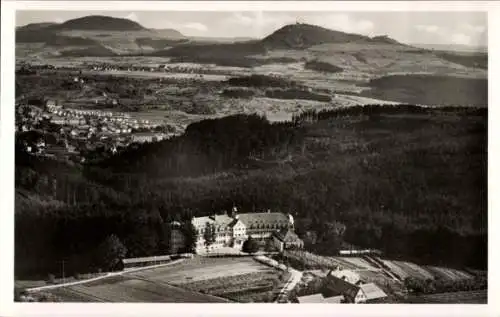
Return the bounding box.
[379,258,475,282]
[425,266,474,281]
[389,261,435,280]
[127,256,274,285]
[44,275,230,302]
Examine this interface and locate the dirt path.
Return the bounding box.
[26,259,186,293]
[275,268,303,303]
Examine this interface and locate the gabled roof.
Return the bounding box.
[329,269,361,285]
[360,283,387,300]
[192,212,290,230]
[228,218,245,228]
[323,295,345,303]
[324,275,361,300]
[273,228,301,242]
[297,293,325,303]
[297,293,345,303]
[237,212,289,226]
[192,214,235,230]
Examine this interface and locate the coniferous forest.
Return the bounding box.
[15,105,487,278]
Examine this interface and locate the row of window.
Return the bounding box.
[196,223,289,234]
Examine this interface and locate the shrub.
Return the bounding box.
[242,236,260,254]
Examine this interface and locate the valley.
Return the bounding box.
[13,13,488,304]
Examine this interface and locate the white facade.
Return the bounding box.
[190,211,294,253]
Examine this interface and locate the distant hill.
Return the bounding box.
[16,15,187,56]
[261,23,371,49]
[55,15,146,31]
[149,23,410,66]
[151,40,267,67]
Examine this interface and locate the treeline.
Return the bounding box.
[404,275,487,295]
[293,104,487,124]
[304,60,343,73]
[222,87,256,99]
[265,88,331,102]
[226,74,300,89]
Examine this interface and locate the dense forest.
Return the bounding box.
[15,105,487,279]
[361,75,487,107]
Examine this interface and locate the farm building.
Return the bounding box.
[272,228,304,252]
[189,207,296,253]
[338,249,383,256]
[359,283,387,302]
[324,275,387,303]
[297,293,345,303]
[297,293,324,303]
[121,255,172,269]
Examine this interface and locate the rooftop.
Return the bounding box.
[192,211,291,229]
[122,255,172,264]
[328,269,361,285]
[324,275,361,299]
[359,283,387,300]
[273,228,301,242]
[297,293,324,303]
[238,212,290,225]
[297,293,344,303]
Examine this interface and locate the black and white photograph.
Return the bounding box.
[0,1,497,316]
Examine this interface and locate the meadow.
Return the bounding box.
[45,274,230,302]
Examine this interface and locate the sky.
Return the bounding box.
[16,11,488,47]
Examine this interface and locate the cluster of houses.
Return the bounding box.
[46,100,162,130]
[45,100,172,141]
[16,100,175,161]
[86,62,230,76]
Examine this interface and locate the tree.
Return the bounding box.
[242,236,259,254]
[265,238,277,252]
[182,221,198,254]
[96,234,127,271]
[203,222,216,252]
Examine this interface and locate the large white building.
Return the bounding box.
[191,207,296,253]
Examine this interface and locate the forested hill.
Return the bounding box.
[96,113,304,177]
[15,105,487,278]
